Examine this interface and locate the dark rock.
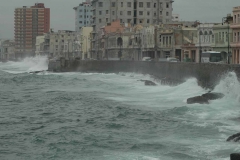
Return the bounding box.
[29,70,45,74]
[187,96,209,104]
[227,132,240,142]
[202,92,225,100]
[138,80,157,86]
[230,153,240,160]
[145,80,157,86]
[187,92,224,104]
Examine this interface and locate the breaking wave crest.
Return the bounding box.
[0,56,48,74]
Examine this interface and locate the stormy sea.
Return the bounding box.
[0,56,240,160]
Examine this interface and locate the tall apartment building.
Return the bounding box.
[91,0,173,58]
[73,0,93,32]
[14,3,50,58]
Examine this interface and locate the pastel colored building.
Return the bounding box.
[79,27,93,59]
[230,6,240,64]
[91,0,174,59]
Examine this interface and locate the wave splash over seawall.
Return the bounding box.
[0,56,48,74]
[0,59,240,160]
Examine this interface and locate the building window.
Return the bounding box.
[147,2,151,8]
[147,19,150,23]
[127,11,131,15]
[234,32,237,42]
[112,11,115,15]
[120,11,123,15]
[98,2,103,7]
[79,9,82,12]
[139,2,143,8]
[139,11,143,16]
[121,2,123,7]
[154,12,156,17]
[154,3,156,8]
[160,3,163,8]
[112,2,115,7]
[160,11,162,15]
[127,2,131,7]
[166,12,169,16]
[99,11,102,15]
[99,19,102,23]
[128,19,131,23]
[106,10,109,14]
[159,35,161,42]
[238,32,240,42]
[106,18,108,22]
[166,3,169,8]
[225,32,228,42]
[147,11,150,16]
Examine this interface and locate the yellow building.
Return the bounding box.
[79,27,93,59]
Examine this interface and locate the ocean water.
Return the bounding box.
[0,56,240,160]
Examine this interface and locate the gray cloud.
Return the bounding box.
[0,0,239,39]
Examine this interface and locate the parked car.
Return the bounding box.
[167,57,180,62]
[142,57,153,61]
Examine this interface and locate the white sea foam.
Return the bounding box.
[0,56,48,74]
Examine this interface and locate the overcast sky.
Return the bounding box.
[0,0,239,39]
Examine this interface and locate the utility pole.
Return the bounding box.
[67,40,70,60]
[198,23,202,63]
[222,17,230,64]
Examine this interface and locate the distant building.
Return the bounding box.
[1,40,15,61]
[35,34,50,56]
[91,0,174,59]
[73,0,93,32]
[212,15,233,64]
[78,27,93,59]
[230,6,240,64]
[172,14,179,22]
[49,30,78,59]
[14,3,50,58]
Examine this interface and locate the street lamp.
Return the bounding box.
[137,30,142,61]
[196,20,202,63]
[117,32,123,60]
[222,16,230,64]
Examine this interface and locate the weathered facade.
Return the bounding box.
[231,6,240,64]
[212,22,232,63]
[91,0,173,58]
[156,22,199,62]
[0,40,15,61]
[49,30,78,60]
[79,27,93,59]
[73,0,93,32]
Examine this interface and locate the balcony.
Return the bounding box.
[231,41,240,48]
[230,23,240,29]
[233,6,240,12]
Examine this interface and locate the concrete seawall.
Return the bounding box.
[48,60,240,89]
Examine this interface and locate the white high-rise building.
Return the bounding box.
[73,0,93,32]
